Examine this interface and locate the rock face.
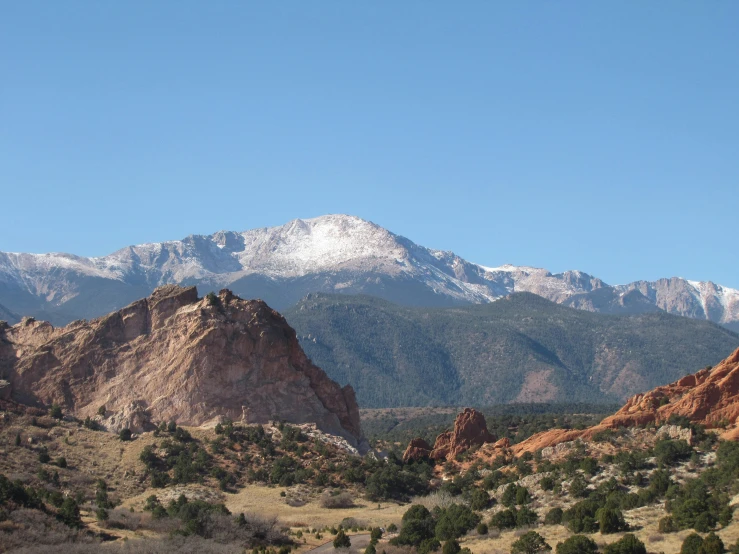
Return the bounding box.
[404,408,496,462]
[0,286,364,446]
[510,347,739,456]
[600,347,739,435]
[402,438,432,462]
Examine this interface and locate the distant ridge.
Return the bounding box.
[0,303,19,325]
[1,214,737,329]
[283,292,739,408]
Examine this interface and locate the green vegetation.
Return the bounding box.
[602,534,646,554]
[49,404,63,420]
[391,503,481,550]
[555,535,599,554]
[511,531,551,554]
[333,529,351,548]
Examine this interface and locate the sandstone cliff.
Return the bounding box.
[0,286,364,446]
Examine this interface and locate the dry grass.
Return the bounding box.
[222,483,409,530]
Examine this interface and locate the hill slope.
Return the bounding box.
[1,214,738,329]
[283,293,739,408]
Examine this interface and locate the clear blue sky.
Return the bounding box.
[2,2,737,288]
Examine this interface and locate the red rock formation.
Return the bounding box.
[403,408,497,462]
[510,347,739,455]
[0,286,364,446]
[402,438,432,462]
[599,347,739,436]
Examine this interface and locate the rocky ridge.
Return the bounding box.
[0,285,364,447]
[1,215,737,330]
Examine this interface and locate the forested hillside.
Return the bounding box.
[285,293,739,408]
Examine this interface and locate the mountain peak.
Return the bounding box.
[0,215,737,330]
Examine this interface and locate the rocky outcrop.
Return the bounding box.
[404,408,496,462]
[510,347,739,456]
[599,347,739,436]
[0,286,364,446]
[402,438,433,462]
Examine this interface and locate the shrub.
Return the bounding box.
[490,509,517,530]
[699,532,725,554]
[658,516,677,533]
[435,504,480,541]
[83,416,100,430]
[365,465,427,501]
[393,505,435,547]
[98,405,107,416]
[49,404,63,420]
[563,500,600,533]
[119,428,132,441]
[149,469,170,488]
[511,531,552,554]
[569,476,588,498]
[58,498,82,528]
[442,540,461,554]
[597,508,626,534]
[654,439,692,466]
[516,506,539,527]
[55,457,67,469]
[468,487,490,510]
[681,533,704,554]
[516,486,532,505]
[476,523,488,535]
[419,538,441,554]
[14,433,21,447]
[320,491,355,509]
[38,448,51,464]
[365,544,377,554]
[556,535,598,554]
[544,508,563,525]
[387,523,398,532]
[502,484,518,507]
[333,530,351,549]
[540,477,555,491]
[603,534,646,554]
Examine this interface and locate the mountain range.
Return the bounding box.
[1,214,737,330]
[283,292,739,408]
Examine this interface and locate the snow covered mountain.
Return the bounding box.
[1,214,738,330]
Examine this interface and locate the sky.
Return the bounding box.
[1,2,737,288]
